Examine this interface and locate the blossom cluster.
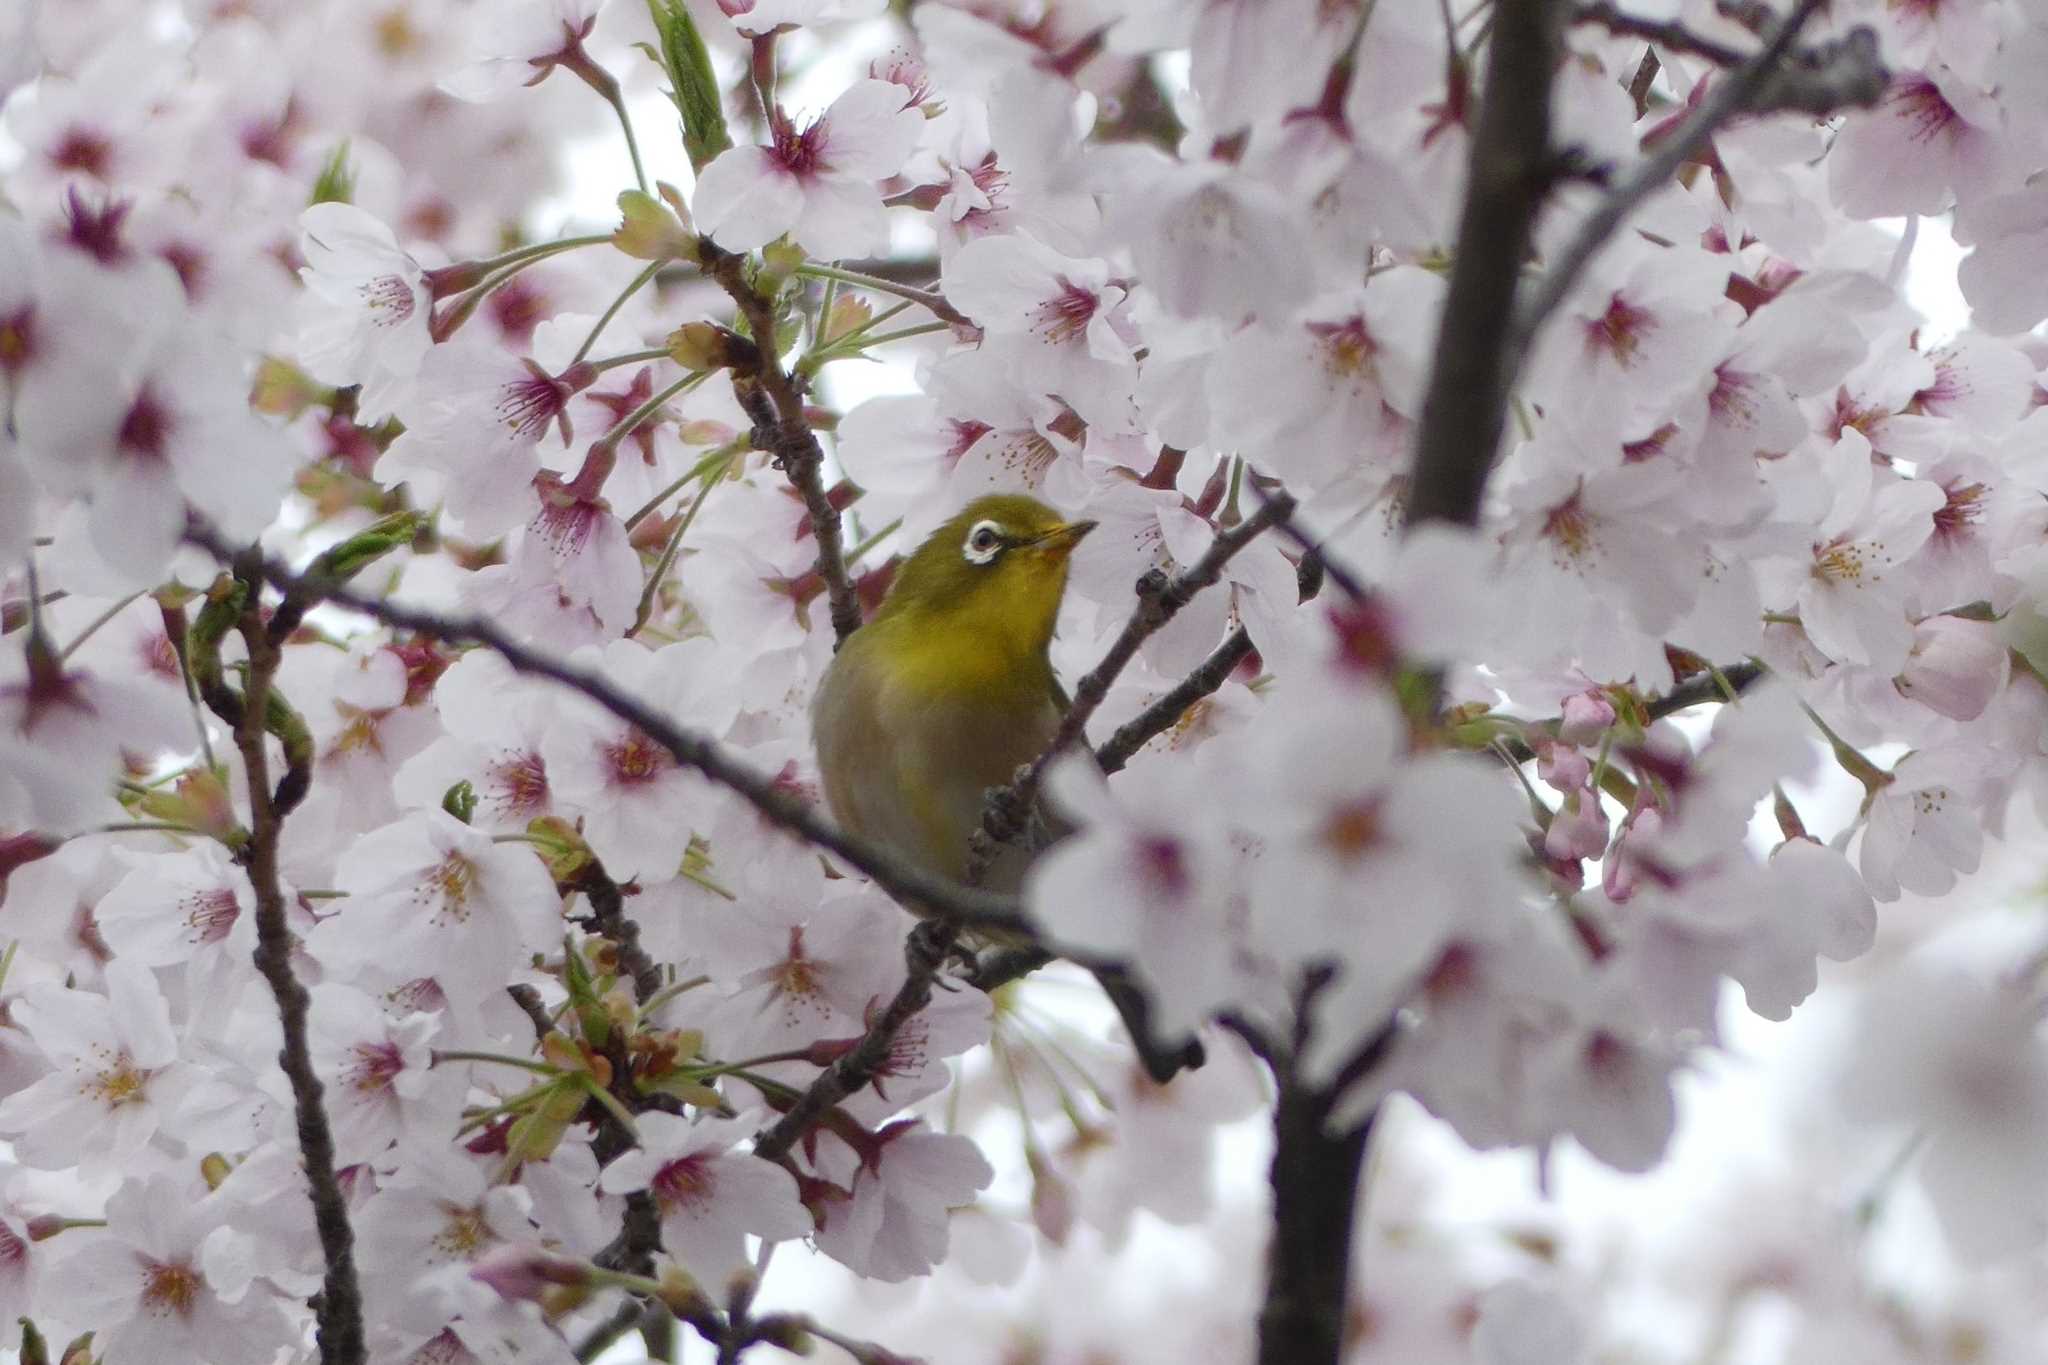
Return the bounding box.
[3,0,2048,1359]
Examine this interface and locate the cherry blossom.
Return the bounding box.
[8,2,2048,1360]
[693,79,924,259]
[312,810,561,1008]
[295,203,434,420]
[596,1113,812,1291]
[0,958,196,1171]
[42,1172,298,1365]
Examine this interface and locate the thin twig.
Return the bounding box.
[1645,658,1765,721]
[507,984,555,1041]
[1575,1,1753,65]
[962,492,1297,885]
[1095,628,1256,776]
[1093,535,1332,777]
[187,526,1030,938]
[576,863,664,1005]
[752,921,955,1163]
[701,243,864,647]
[1512,0,1884,365]
[220,554,365,1365]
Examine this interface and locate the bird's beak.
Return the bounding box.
[1033,520,1097,559]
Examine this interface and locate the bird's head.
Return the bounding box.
[877,494,1096,656]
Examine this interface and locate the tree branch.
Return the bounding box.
[1645,657,1765,721]
[213,557,365,1365]
[1259,1083,1373,1365]
[701,242,865,647]
[1575,1,1753,66]
[962,492,1297,885]
[1093,524,1334,778]
[751,920,956,1163]
[187,526,1030,938]
[1405,0,1567,532]
[1513,0,1884,360]
[1094,627,1256,777]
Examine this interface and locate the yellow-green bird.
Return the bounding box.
[813,493,1202,1081]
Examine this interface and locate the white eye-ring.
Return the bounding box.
[962,519,1005,565]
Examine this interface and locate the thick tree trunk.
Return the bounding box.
[1257,1081,1372,1365]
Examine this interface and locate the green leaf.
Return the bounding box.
[644,0,731,173]
[309,142,356,206]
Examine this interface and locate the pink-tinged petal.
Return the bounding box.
[789,173,890,261]
[816,78,923,180]
[693,147,805,252]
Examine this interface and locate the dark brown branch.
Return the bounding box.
[188,526,1031,938]
[1094,526,1333,777]
[1514,0,1883,358]
[507,984,555,1040]
[1645,657,1765,721]
[1095,627,1255,777]
[752,920,955,1163]
[1627,47,1662,117]
[1576,1,1752,65]
[575,862,664,1005]
[1405,0,1567,532]
[219,556,365,1365]
[702,243,864,647]
[962,493,1297,885]
[1260,1084,1373,1365]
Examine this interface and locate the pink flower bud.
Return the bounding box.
[469,1243,590,1302]
[1535,740,1590,792]
[1557,690,1617,746]
[1544,786,1610,862]
[1896,615,2008,721]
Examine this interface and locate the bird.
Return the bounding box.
[812,493,1203,1082]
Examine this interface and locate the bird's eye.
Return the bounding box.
[962,520,1005,565]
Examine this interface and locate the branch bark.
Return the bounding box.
[1513,0,1883,361]
[1405,0,1567,532]
[215,559,365,1365]
[188,526,1031,939]
[752,920,956,1163]
[701,242,865,647]
[1260,1085,1372,1365]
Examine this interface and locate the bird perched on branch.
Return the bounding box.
[812,493,1203,1082]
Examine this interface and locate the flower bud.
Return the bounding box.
[613,187,696,263]
[666,321,756,373]
[1557,690,1616,746]
[1543,786,1609,862]
[470,1242,592,1302]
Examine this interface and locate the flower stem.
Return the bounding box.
[574,262,665,365]
[433,1049,560,1074]
[58,589,145,660]
[593,371,709,458]
[622,442,741,532]
[589,346,676,375]
[465,233,614,277]
[628,454,732,638]
[792,263,967,326]
[843,517,901,566]
[849,320,953,350]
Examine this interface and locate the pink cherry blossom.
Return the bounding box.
[313,809,561,1008]
[596,1113,812,1291]
[42,1172,298,1365]
[694,79,923,259]
[295,203,433,420]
